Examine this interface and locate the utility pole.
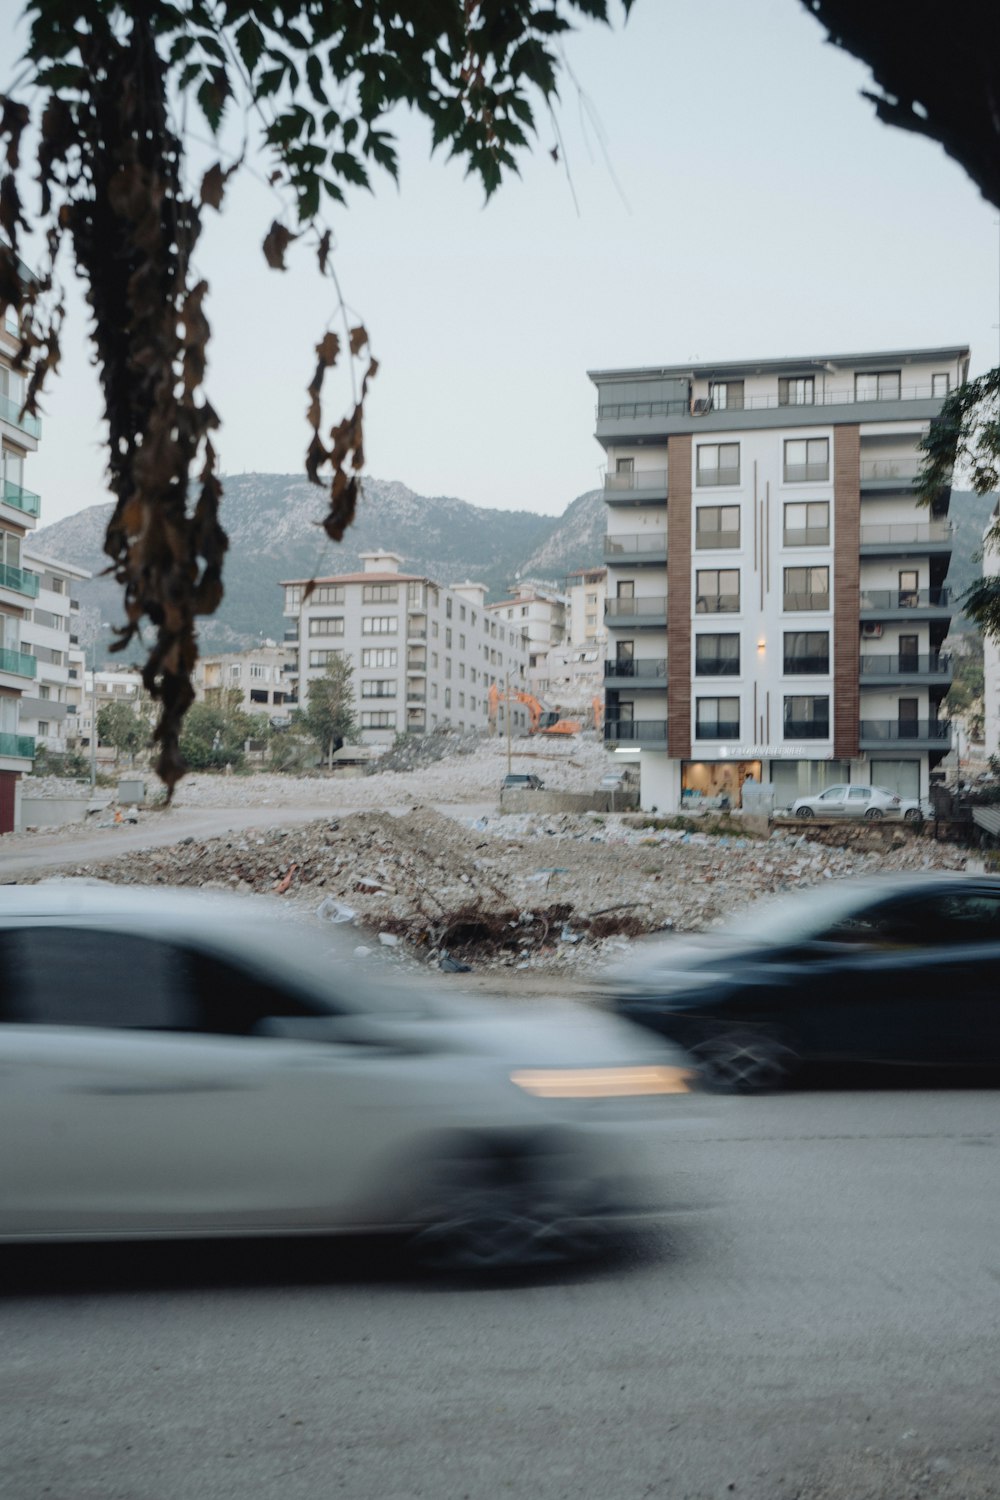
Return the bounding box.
[505,671,512,777]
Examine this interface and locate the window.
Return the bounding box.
[445,628,452,648]
[407,581,425,607]
[309,585,344,605]
[229,664,242,678]
[46,576,65,594]
[783,501,829,546]
[362,584,398,604]
[898,570,919,607]
[459,605,466,622]
[362,648,397,669]
[459,634,466,650]
[695,568,740,614]
[784,695,830,739]
[778,375,815,407]
[783,566,829,611]
[249,689,267,704]
[308,649,342,667]
[696,505,740,549]
[931,373,950,397]
[360,710,396,729]
[361,680,396,698]
[37,720,49,735]
[446,598,453,618]
[709,380,744,411]
[361,616,397,635]
[615,456,634,474]
[444,688,451,709]
[30,607,67,631]
[0,929,193,1030]
[249,663,265,679]
[695,634,740,676]
[284,585,302,612]
[695,697,739,739]
[696,442,740,487]
[38,684,50,700]
[783,631,829,674]
[309,617,345,637]
[855,370,901,402]
[783,438,829,483]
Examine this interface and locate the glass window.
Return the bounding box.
[361,616,397,635]
[931,373,950,397]
[361,679,396,698]
[695,505,740,549]
[362,584,398,604]
[783,501,829,546]
[783,438,829,483]
[360,710,396,728]
[783,631,829,674]
[308,585,345,605]
[778,376,815,406]
[783,566,829,611]
[696,443,740,486]
[308,649,342,668]
[855,370,901,402]
[709,380,744,411]
[695,634,740,676]
[1,929,190,1029]
[308,617,345,637]
[783,695,830,739]
[361,648,397,669]
[695,569,740,614]
[695,697,739,739]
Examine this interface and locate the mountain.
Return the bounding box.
[945,489,997,629]
[31,474,598,659]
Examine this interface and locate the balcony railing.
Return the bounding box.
[605,595,668,620]
[859,588,951,611]
[783,463,829,483]
[0,562,40,598]
[696,467,740,488]
[859,653,951,677]
[784,656,830,675]
[1,479,41,517]
[406,687,426,702]
[783,719,830,739]
[695,657,740,677]
[604,532,667,557]
[604,718,668,744]
[859,457,921,482]
[604,658,667,679]
[783,592,830,612]
[859,719,951,742]
[694,594,739,614]
[694,720,740,740]
[604,468,668,493]
[407,627,427,640]
[0,731,35,759]
[783,527,830,547]
[0,646,37,678]
[597,384,949,426]
[695,528,741,550]
[0,393,41,439]
[859,522,952,545]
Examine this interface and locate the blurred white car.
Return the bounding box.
[0,884,698,1272]
[791,784,923,822]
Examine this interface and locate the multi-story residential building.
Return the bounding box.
[194,645,293,721]
[72,667,147,766]
[1,292,42,831]
[19,549,89,754]
[539,567,607,723]
[487,580,567,698]
[591,346,969,812]
[982,505,1000,760]
[565,567,608,649]
[282,551,530,745]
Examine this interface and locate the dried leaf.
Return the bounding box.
[199,160,239,210]
[263,219,298,269]
[349,324,368,356]
[317,228,332,275]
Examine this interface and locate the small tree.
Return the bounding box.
[299,656,356,768]
[179,700,258,771]
[96,700,148,767]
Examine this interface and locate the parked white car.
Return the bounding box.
[0,884,698,1272]
[791,784,924,822]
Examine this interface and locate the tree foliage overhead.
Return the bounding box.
[0,0,631,792]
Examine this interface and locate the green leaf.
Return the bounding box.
[234,18,265,74]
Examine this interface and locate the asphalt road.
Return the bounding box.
[2,1087,998,1500]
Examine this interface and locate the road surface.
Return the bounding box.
[1,1086,997,1500]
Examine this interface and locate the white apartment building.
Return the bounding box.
[983,504,1000,761]
[591,346,969,813]
[20,549,89,754]
[282,552,530,745]
[72,667,146,763]
[1,293,41,831]
[194,644,293,722]
[541,568,607,723]
[487,581,567,699]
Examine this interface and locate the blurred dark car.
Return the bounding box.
[608,875,1000,1092]
[0,883,699,1272]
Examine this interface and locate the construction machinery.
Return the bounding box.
[486,684,581,736]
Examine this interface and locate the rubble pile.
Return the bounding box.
[365,727,486,775]
[31,805,971,972]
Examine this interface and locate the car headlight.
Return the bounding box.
[510,1065,694,1098]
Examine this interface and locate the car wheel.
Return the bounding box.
[903,807,923,823]
[797,805,813,818]
[689,1030,797,1094]
[411,1149,593,1274]
[864,808,883,821]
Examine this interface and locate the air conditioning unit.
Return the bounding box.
[691,398,712,415]
[861,623,883,638]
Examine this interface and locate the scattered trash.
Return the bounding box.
[378,932,399,947]
[353,945,372,959]
[273,863,298,894]
[440,952,472,973]
[317,897,357,924]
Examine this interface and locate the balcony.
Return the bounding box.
[694,720,740,741]
[0,646,37,679]
[283,628,299,642]
[783,719,830,740]
[695,467,740,488]
[695,528,741,550]
[604,532,667,565]
[859,719,952,748]
[0,731,35,760]
[859,456,922,491]
[281,662,297,674]
[406,686,427,703]
[605,595,668,628]
[859,653,952,685]
[859,587,952,619]
[783,527,830,547]
[859,522,952,556]
[1,480,41,518]
[783,592,830,612]
[695,593,740,615]
[604,657,667,688]
[783,655,830,675]
[783,463,829,484]
[0,562,40,598]
[0,393,41,439]
[604,718,668,745]
[603,468,668,506]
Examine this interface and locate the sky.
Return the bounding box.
[4,0,1000,528]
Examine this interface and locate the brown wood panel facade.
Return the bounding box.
[666,434,692,758]
[833,424,860,760]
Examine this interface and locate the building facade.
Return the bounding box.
[487,581,567,699]
[591,346,969,812]
[282,552,530,745]
[194,645,293,722]
[0,296,42,830]
[19,549,89,754]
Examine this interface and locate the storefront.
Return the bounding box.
[681,759,761,810]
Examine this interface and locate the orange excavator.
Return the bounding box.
[487,683,581,735]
